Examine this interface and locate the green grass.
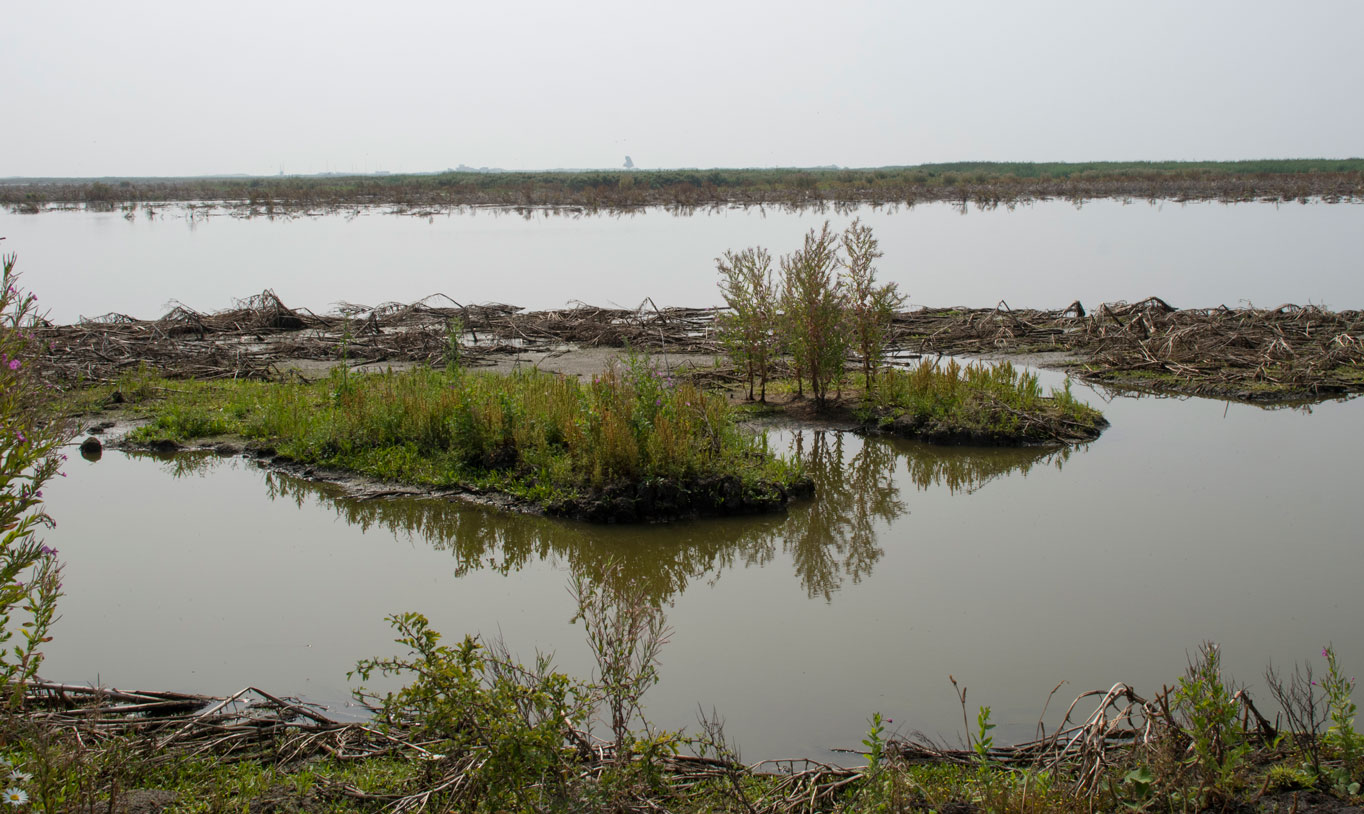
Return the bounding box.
[865,359,1106,444]
[118,361,802,514]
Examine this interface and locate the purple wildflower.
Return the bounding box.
[7,359,18,371]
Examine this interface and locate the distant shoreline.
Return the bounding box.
[4,160,1363,212]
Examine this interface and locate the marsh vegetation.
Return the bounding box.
[6,159,1364,215]
[6,600,1362,813]
[115,357,807,523]
[5,182,1362,811]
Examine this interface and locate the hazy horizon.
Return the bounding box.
[5,1,1363,178]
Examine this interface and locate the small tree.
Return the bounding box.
[841,219,905,389]
[780,223,847,407]
[0,251,67,707]
[715,247,777,401]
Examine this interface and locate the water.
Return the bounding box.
[18,200,1364,761]
[40,380,1364,761]
[4,199,1363,324]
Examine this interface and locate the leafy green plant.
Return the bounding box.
[1321,644,1361,796]
[350,611,594,812]
[973,705,996,765]
[862,711,886,775]
[0,253,67,708]
[1117,766,1155,811]
[1172,642,1250,806]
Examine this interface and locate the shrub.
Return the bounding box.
[715,247,778,401]
[0,253,67,708]
[351,612,594,812]
[841,218,905,388]
[1172,642,1250,807]
[780,222,847,406]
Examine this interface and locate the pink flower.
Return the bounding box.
[7,359,19,371]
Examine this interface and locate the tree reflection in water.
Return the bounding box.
[128,435,1078,604]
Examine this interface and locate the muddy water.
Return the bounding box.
[40,377,1364,762]
[4,199,1364,324]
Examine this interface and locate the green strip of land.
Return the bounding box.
[6,159,1362,210]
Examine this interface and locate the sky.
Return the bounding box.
[4,0,1362,177]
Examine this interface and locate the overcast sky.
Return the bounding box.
[4,1,1362,177]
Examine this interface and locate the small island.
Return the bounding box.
[50,222,1106,523]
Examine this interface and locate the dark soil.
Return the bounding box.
[112,440,813,525]
[733,391,1105,447]
[546,472,814,524]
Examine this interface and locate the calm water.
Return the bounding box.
[40,377,1364,762]
[3,199,1363,324]
[18,202,1364,761]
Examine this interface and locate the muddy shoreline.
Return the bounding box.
[100,426,813,525]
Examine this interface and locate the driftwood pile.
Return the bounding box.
[908,298,1364,400]
[34,291,1364,402]
[18,681,427,777]
[15,677,1283,812]
[16,679,858,811]
[35,291,718,385]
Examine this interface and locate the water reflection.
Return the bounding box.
[126,434,1075,602]
[1085,379,1356,415]
[784,432,1076,599]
